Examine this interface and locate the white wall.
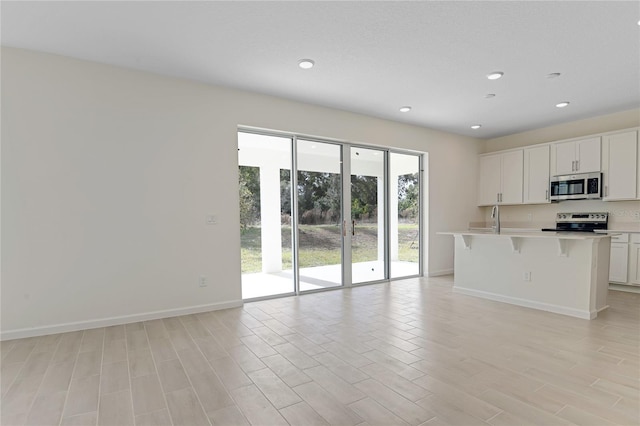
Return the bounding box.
[482,109,640,153]
[481,111,640,229]
[1,47,482,338]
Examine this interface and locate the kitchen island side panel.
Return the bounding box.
[594,238,611,313]
[452,235,610,319]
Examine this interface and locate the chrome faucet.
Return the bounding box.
[491,204,500,234]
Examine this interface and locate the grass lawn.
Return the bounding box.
[241,223,419,273]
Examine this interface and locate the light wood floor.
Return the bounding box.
[2,276,639,426]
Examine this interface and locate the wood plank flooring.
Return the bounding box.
[1,276,638,425]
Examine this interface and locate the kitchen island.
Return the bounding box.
[439,230,612,319]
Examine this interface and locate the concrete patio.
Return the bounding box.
[242,260,419,299]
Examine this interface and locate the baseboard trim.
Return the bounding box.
[427,269,454,277]
[609,283,640,293]
[453,286,596,319]
[0,300,244,341]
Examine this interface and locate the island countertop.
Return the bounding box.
[438,230,613,240]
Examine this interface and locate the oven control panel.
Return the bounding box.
[556,212,608,223]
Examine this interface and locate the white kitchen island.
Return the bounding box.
[439,230,612,319]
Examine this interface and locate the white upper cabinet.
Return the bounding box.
[602,131,638,201]
[554,142,576,175]
[478,154,502,206]
[479,127,638,206]
[553,137,601,175]
[478,150,523,206]
[577,137,602,173]
[523,145,550,204]
[501,150,524,204]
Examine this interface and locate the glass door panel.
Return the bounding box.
[350,147,386,283]
[390,152,420,278]
[238,132,294,299]
[296,140,343,291]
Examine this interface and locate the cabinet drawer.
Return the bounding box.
[611,233,629,243]
[631,234,640,244]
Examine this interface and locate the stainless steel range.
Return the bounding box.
[541,212,608,233]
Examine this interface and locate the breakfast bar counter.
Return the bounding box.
[438,230,612,319]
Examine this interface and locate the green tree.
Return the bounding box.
[398,173,419,222]
[296,171,342,224]
[351,175,378,221]
[238,166,260,229]
[280,169,291,216]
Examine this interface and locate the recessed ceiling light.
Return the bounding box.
[399,106,412,113]
[471,124,482,129]
[484,94,496,99]
[487,72,504,80]
[556,102,570,108]
[298,59,315,69]
[546,72,562,79]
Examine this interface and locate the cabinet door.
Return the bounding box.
[478,154,501,206]
[523,145,550,204]
[603,131,638,200]
[576,137,601,173]
[555,141,576,175]
[500,150,523,204]
[609,242,629,283]
[630,244,640,285]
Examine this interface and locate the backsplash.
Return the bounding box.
[480,199,640,230]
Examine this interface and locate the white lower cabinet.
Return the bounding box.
[630,235,640,285]
[609,242,628,283]
[609,233,640,288]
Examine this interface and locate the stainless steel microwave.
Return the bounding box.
[550,172,602,201]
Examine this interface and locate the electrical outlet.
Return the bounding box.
[199,276,208,287]
[527,213,533,221]
[206,214,218,225]
[523,272,531,281]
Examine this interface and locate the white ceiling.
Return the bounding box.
[2,1,639,139]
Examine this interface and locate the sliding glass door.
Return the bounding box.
[390,152,421,278]
[296,140,343,291]
[238,132,295,299]
[350,146,386,284]
[239,131,422,300]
